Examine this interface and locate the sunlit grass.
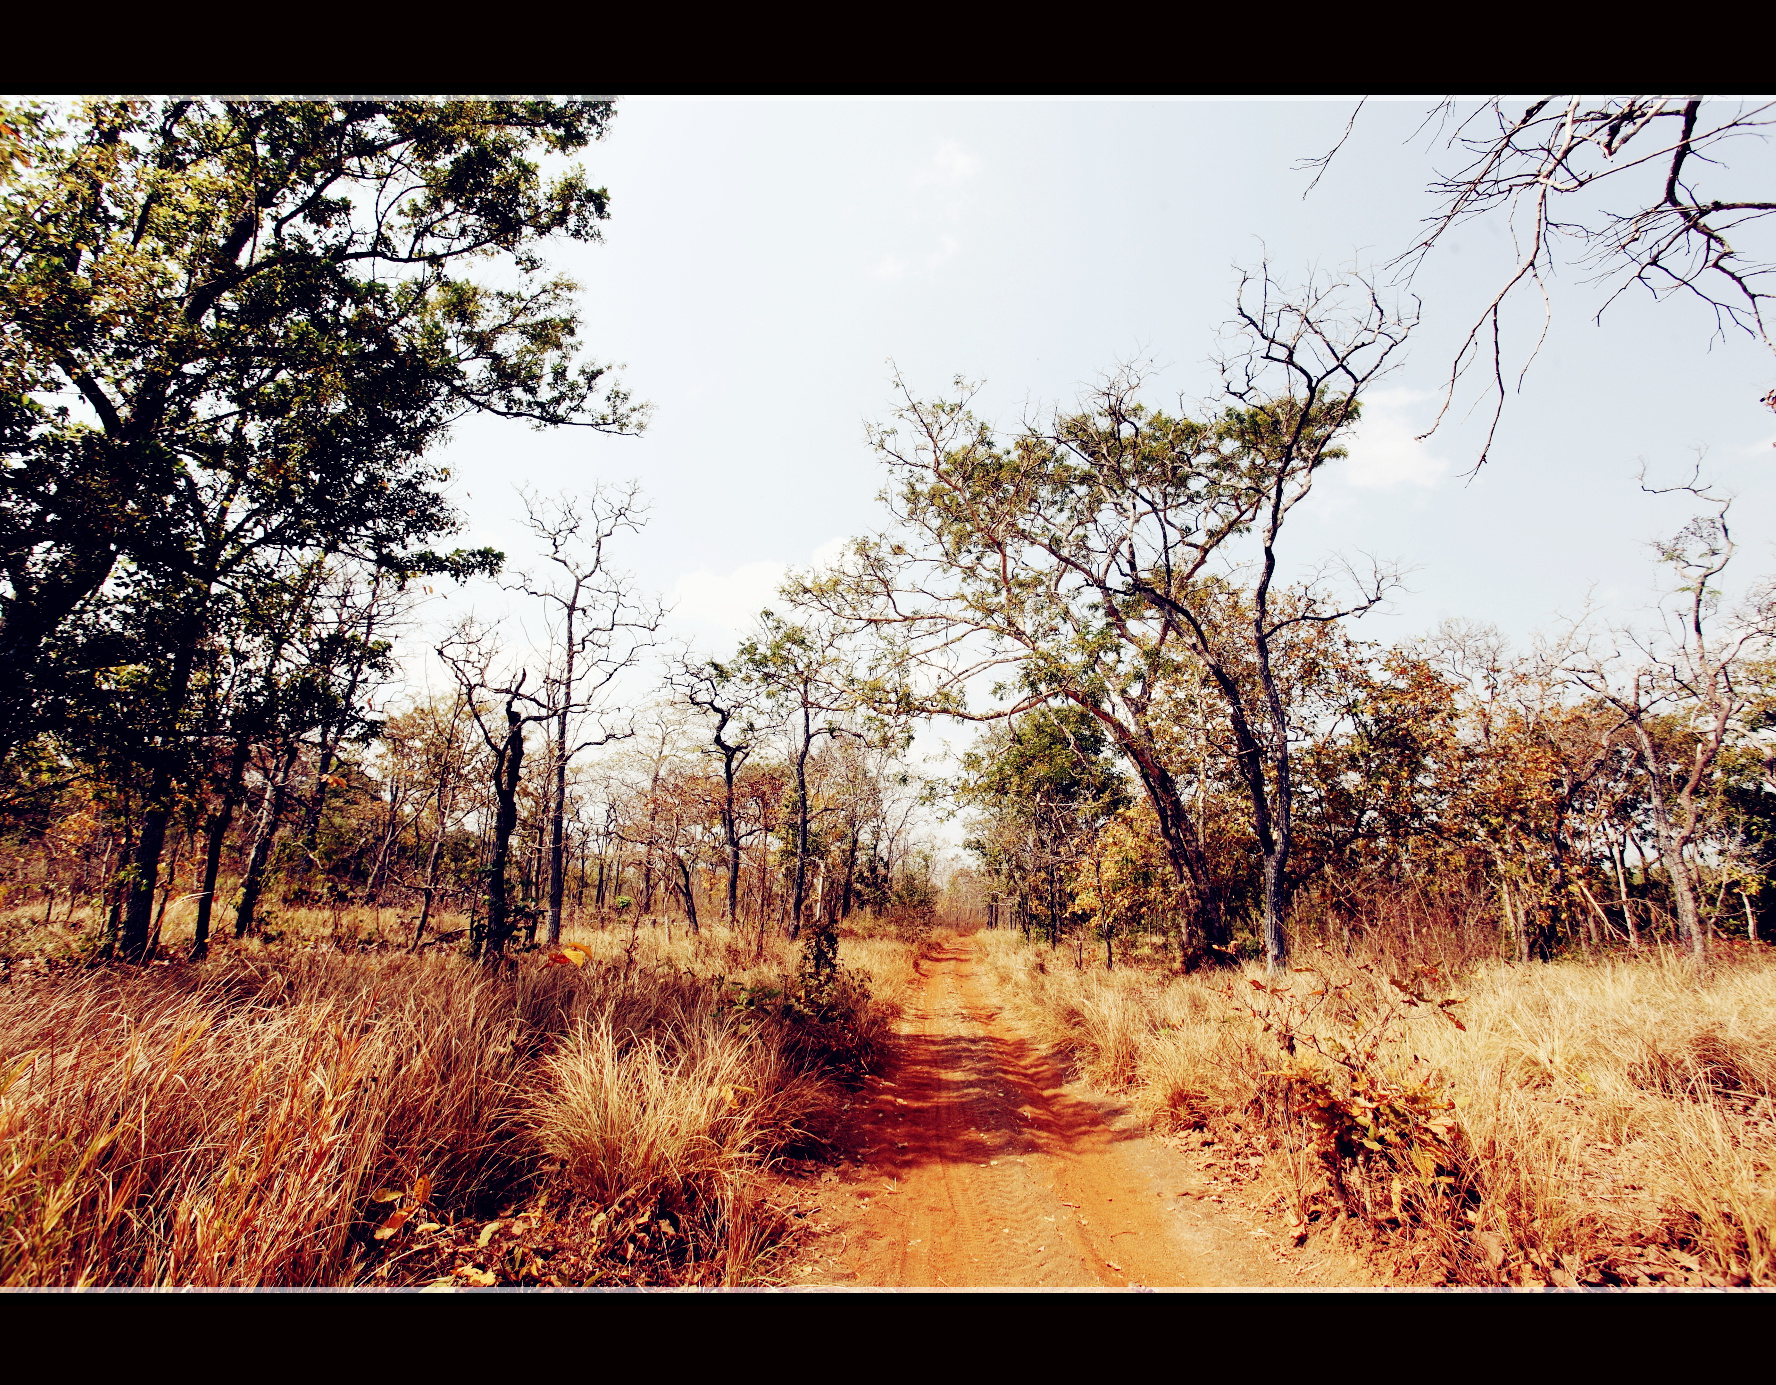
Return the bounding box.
[976,927,1776,1286]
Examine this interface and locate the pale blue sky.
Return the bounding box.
[430,97,1776,680]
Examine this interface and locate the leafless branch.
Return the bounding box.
[1391,96,1776,464]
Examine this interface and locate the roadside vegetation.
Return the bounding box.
[974,917,1776,1287]
[2,96,1772,1287]
[0,909,917,1287]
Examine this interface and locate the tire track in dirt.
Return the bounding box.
[784,933,1362,1288]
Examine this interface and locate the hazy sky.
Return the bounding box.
[427,97,1776,690]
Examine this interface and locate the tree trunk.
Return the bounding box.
[478,706,526,963]
[840,825,859,920]
[790,711,812,942]
[235,741,301,938]
[1611,836,1642,949]
[676,854,700,934]
[1100,722,1224,960]
[1629,722,1707,960]
[148,829,185,955]
[723,764,743,927]
[119,620,204,962]
[119,761,176,962]
[411,832,446,951]
[192,735,250,959]
[547,713,569,944]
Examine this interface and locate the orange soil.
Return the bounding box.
[782,933,1372,1289]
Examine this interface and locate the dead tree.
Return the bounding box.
[437,622,554,963]
[670,652,762,927]
[513,485,661,946]
[1570,484,1775,961]
[1306,97,1776,459]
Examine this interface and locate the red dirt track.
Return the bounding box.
[784,933,1365,1289]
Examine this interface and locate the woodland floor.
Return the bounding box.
[774,933,1376,1289]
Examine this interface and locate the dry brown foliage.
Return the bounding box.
[0,916,902,1287]
[976,928,1776,1287]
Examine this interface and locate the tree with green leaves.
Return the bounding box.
[801,273,1411,968]
[0,99,642,961]
[736,611,869,977]
[959,705,1129,947]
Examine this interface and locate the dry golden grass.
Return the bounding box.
[0,909,910,1287]
[974,928,1776,1286]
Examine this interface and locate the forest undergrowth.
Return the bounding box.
[979,924,1776,1287]
[0,908,915,1288]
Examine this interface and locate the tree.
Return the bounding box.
[959,705,1128,948]
[514,485,660,945]
[1307,96,1776,455]
[802,272,1410,968]
[0,99,642,960]
[187,552,332,956]
[227,559,408,942]
[1570,489,1776,960]
[436,623,551,963]
[736,612,865,977]
[371,693,484,947]
[671,652,763,927]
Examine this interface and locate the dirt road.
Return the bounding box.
[782,933,1367,1289]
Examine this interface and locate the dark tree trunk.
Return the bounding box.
[1105,722,1224,959]
[235,741,301,938]
[840,825,859,920]
[410,832,447,950]
[119,625,203,962]
[546,732,568,945]
[724,788,742,927]
[192,735,251,959]
[477,703,526,963]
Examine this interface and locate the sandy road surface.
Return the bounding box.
[782,934,1368,1289]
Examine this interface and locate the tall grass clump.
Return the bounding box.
[974,926,1776,1286]
[0,916,898,1286]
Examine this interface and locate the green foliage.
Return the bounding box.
[961,704,1130,943]
[961,703,1128,812]
[0,98,638,760]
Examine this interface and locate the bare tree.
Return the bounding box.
[670,651,762,927]
[801,269,1410,969]
[1309,97,1776,459]
[513,485,661,945]
[380,692,482,949]
[1569,482,1775,960]
[436,622,554,962]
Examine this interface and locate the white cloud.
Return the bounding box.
[868,140,977,281]
[672,560,786,637]
[669,538,851,644]
[1341,388,1450,489]
[909,138,980,190]
[870,234,960,282]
